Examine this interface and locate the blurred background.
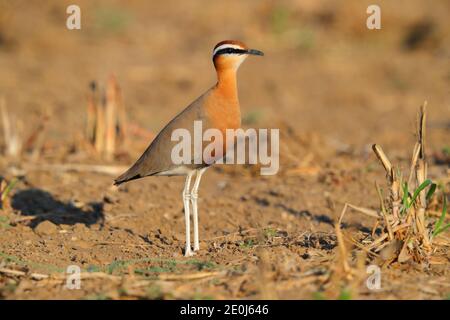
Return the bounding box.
[0,0,448,164]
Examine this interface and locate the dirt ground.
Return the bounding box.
[0,0,449,300]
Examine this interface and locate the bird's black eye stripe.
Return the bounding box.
[214,48,247,57]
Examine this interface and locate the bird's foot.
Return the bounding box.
[184,247,195,257]
[193,242,200,252]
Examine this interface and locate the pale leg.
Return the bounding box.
[183,171,194,257]
[191,168,207,251]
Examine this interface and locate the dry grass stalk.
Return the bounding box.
[0,267,49,281]
[323,221,365,299]
[375,181,394,240]
[372,144,392,174]
[156,271,224,281]
[86,81,97,143]
[0,99,48,160]
[94,97,106,154]
[27,110,50,162]
[335,222,351,275]
[0,97,23,157]
[340,102,448,264]
[373,144,402,220]
[105,75,118,160]
[414,103,431,249]
[115,79,127,147]
[87,75,127,159]
[407,142,421,187]
[338,203,379,225]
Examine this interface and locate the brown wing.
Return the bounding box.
[114,91,212,185]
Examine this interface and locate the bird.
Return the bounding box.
[114,40,264,257]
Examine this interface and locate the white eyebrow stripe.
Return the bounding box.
[212,44,244,57]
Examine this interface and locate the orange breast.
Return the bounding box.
[203,82,241,163]
[205,68,241,130]
[205,94,240,131]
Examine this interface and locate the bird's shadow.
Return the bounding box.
[11,188,104,228]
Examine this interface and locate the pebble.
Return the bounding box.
[34,221,58,236]
[73,223,89,233]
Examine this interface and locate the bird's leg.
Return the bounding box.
[190,168,207,251]
[183,172,194,257]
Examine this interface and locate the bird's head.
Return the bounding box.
[212,40,264,72]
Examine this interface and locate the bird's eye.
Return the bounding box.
[226,48,233,54]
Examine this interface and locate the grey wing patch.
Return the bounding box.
[114,92,211,185]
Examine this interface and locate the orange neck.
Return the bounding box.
[215,68,238,101]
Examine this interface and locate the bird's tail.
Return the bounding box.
[113,167,142,186]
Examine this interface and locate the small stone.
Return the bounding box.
[73,223,89,233]
[34,221,58,236]
[70,199,85,209]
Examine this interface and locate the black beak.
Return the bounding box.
[247,49,264,56]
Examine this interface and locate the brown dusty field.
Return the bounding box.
[0,0,449,300]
